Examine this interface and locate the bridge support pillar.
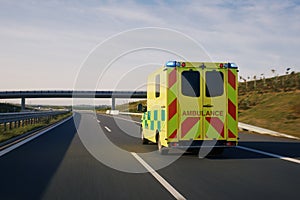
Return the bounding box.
[21,97,26,111]
[112,97,116,110]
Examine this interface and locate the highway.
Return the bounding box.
[0,112,299,199]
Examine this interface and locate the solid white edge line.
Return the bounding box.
[237,146,300,164]
[0,115,73,157]
[104,126,111,132]
[131,152,186,200]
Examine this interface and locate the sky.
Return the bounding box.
[0,0,299,105]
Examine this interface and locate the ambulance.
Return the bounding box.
[139,61,239,155]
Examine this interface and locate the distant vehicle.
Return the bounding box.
[138,61,239,155]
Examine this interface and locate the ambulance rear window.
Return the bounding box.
[206,71,224,97]
[181,71,200,97]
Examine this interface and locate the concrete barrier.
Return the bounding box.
[119,112,143,116]
[109,110,119,115]
[238,122,299,140]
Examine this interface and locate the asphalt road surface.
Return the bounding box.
[0,112,299,200]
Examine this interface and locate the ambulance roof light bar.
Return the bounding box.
[166,61,176,67]
[224,63,238,69]
[229,63,238,68]
[165,61,186,68]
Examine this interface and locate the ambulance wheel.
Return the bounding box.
[157,135,168,155]
[141,126,149,145]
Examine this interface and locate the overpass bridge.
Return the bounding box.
[0,91,147,110]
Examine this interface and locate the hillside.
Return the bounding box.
[238,72,300,137]
[239,91,300,137]
[0,103,21,113]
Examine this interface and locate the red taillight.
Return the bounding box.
[220,63,224,68]
[226,142,236,146]
[171,143,179,147]
[181,62,186,67]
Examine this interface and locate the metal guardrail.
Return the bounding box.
[0,111,70,131]
[0,111,68,123]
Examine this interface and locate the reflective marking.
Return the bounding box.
[228,99,236,120]
[205,117,224,138]
[237,146,300,164]
[104,126,111,132]
[131,152,186,200]
[228,129,236,138]
[161,110,165,121]
[169,129,177,139]
[168,98,177,120]
[228,69,236,90]
[154,110,158,120]
[181,117,199,138]
[168,68,177,88]
[97,120,101,123]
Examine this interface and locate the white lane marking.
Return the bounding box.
[97,119,101,123]
[0,115,73,157]
[104,126,111,132]
[131,152,186,200]
[237,146,300,164]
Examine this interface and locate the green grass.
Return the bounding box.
[0,112,72,143]
[239,91,300,137]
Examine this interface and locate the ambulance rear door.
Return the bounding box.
[203,68,226,141]
[177,66,226,141]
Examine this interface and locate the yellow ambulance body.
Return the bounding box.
[141,61,238,154]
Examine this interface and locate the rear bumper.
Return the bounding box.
[168,140,237,149]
